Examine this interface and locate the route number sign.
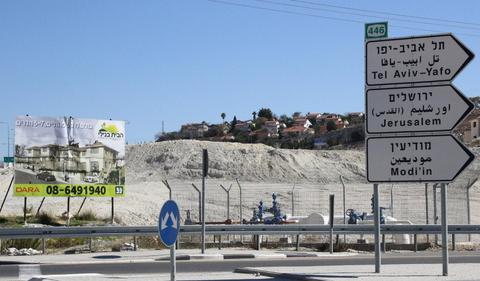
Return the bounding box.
[365,22,388,40]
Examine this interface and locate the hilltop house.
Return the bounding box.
[180,123,209,138]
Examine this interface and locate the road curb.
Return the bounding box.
[235,267,319,281]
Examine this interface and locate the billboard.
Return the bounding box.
[14,116,125,197]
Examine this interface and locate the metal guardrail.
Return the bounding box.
[0,224,479,239]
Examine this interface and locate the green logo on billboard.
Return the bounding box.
[98,123,124,138]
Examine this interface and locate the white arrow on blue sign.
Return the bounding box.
[158,200,180,247]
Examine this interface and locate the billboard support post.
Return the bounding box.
[76,197,87,217]
[36,197,46,217]
[67,197,71,226]
[23,197,27,224]
[0,176,14,214]
[111,197,115,224]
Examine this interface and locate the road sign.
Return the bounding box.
[366,135,474,183]
[366,85,474,134]
[366,34,474,85]
[3,157,14,163]
[158,200,180,247]
[365,22,388,40]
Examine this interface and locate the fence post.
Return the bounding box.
[220,184,232,221]
[236,179,242,224]
[192,184,201,222]
[162,180,172,200]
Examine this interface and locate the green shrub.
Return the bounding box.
[36,212,59,226]
[75,210,98,221]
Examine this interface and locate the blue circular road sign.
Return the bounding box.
[158,200,180,247]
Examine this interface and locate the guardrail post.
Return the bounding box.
[414,234,417,252]
[296,235,300,251]
[134,236,137,251]
[42,238,46,254]
[256,235,261,250]
[452,234,456,251]
[382,234,385,253]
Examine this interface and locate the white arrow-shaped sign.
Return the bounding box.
[161,212,169,230]
[366,34,474,85]
[366,85,474,134]
[160,212,178,231]
[170,212,178,229]
[367,135,474,183]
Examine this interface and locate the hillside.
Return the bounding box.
[126,140,366,184]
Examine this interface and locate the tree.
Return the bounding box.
[252,111,257,120]
[221,112,226,122]
[257,108,273,120]
[326,120,337,132]
[292,112,302,118]
[279,114,293,127]
[230,115,237,133]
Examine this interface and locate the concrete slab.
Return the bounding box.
[188,253,223,260]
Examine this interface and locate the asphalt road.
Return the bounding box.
[15,170,62,185]
[1,252,480,279]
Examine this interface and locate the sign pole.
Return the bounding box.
[441,183,449,276]
[201,149,208,254]
[329,194,334,254]
[374,184,381,273]
[158,200,180,281]
[170,245,176,281]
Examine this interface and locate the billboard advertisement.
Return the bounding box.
[14,116,125,197]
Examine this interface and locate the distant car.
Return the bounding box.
[36,172,56,182]
[84,176,98,183]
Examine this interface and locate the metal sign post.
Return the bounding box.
[159,200,180,281]
[441,183,448,276]
[329,194,334,254]
[201,149,208,254]
[374,184,381,273]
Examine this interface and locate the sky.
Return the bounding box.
[0,0,479,158]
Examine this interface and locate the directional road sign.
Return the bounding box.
[366,34,474,85]
[158,200,180,247]
[366,135,474,183]
[3,157,14,163]
[366,85,474,134]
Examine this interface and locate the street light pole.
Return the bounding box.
[0,122,9,158]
